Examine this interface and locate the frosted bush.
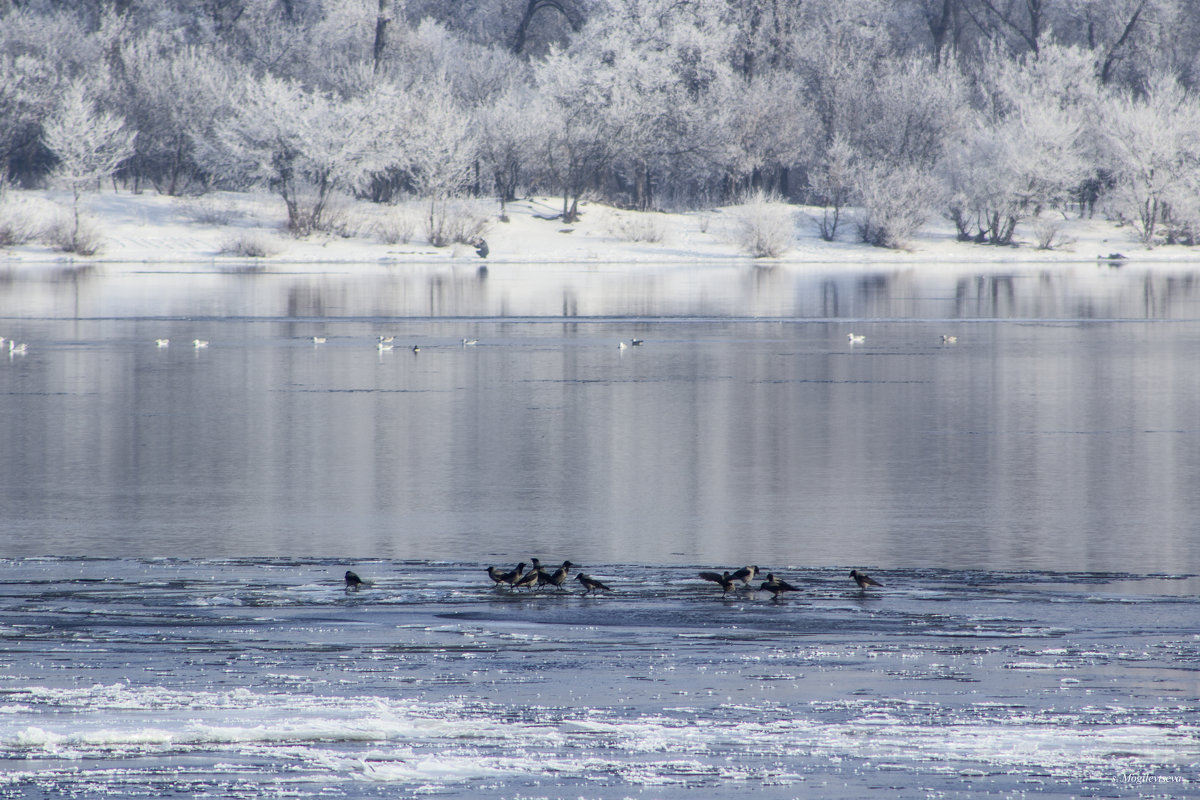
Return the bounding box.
[43,209,103,256]
[375,204,421,245]
[855,164,936,249]
[607,211,667,243]
[731,190,795,258]
[0,195,39,247]
[425,199,491,248]
[1032,217,1074,251]
[217,232,277,258]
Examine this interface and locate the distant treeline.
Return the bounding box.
[3,0,1200,248]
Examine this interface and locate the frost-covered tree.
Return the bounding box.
[945,44,1097,245]
[1100,72,1200,245]
[115,35,234,194]
[531,49,614,221]
[205,74,397,234]
[813,54,964,248]
[0,8,99,185]
[476,85,542,213]
[0,54,57,185]
[41,80,137,248]
[403,77,480,244]
[578,0,736,208]
[715,69,814,200]
[810,135,854,240]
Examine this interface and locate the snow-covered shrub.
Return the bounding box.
[375,205,420,245]
[218,232,277,258]
[854,163,936,249]
[43,209,103,256]
[731,190,794,258]
[0,193,38,247]
[1032,216,1074,251]
[607,211,667,243]
[425,199,490,248]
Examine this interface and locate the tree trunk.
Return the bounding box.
[373,0,391,73]
[511,0,578,54]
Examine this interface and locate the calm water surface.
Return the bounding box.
[1,261,1198,571]
[0,261,1197,799]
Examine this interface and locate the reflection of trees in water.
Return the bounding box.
[820,279,839,317]
[819,269,1200,320]
[1143,273,1200,318]
[944,271,1200,320]
[281,270,494,318]
[955,275,1016,318]
[12,264,1200,321]
[286,284,326,317]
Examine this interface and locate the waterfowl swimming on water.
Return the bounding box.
[850,569,883,589]
[8,341,27,355]
[847,333,865,344]
[192,339,208,349]
[630,338,644,346]
[344,570,366,590]
[941,335,957,344]
[544,560,575,591]
[155,338,170,348]
[760,572,799,600]
[576,573,612,594]
[461,339,478,346]
[411,345,420,353]
[699,571,737,596]
[312,336,326,344]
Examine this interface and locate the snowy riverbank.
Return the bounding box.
[1,188,1198,272]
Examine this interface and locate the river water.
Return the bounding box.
[0,261,1197,797]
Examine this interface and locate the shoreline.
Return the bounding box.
[2,189,1199,274]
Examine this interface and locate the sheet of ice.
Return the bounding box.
[0,559,1195,799]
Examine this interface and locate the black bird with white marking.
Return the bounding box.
[500,562,526,587]
[730,565,760,587]
[759,572,799,600]
[850,569,883,589]
[488,562,526,588]
[699,570,737,596]
[514,559,544,590]
[576,573,612,594]
[544,560,575,591]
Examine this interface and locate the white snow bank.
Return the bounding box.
[0,188,1195,274]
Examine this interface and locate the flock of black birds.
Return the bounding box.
[483,558,597,592]
[344,563,883,600]
[699,565,883,599]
